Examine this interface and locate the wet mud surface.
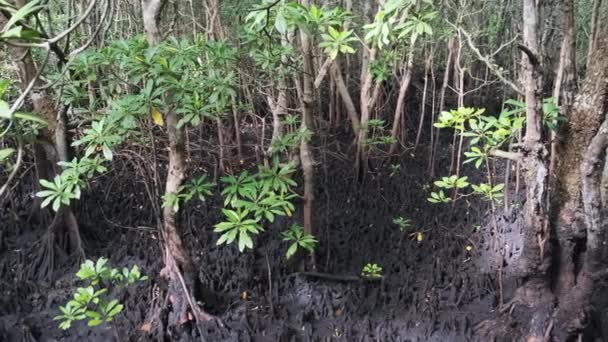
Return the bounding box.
[0,137,504,342]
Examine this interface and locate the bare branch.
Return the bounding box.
[314,58,333,89]
[8,44,51,117]
[449,22,523,95]
[0,138,24,199]
[489,149,522,161]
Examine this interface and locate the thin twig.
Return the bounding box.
[0,137,24,199]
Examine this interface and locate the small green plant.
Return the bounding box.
[72,119,122,160]
[472,183,505,202]
[282,224,318,258]
[388,163,400,177]
[162,174,216,212]
[434,175,470,189]
[427,177,505,204]
[54,258,148,330]
[392,216,412,231]
[214,209,261,252]
[361,263,383,278]
[215,159,298,252]
[36,156,107,211]
[427,190,451,203]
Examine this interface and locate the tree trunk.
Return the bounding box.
[515,1,554,340]
[298,0,316,258]
[552,22,608,339]
[1,2,84,275]
[330,61,360,132]
[429,37,455,177]
[389,32,418,155]
[141,0,212,326]
[551,0,578,300]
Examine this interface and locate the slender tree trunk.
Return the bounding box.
[389,33,418,154]
[142,0,212,326]
[298,0,316,251]
[266,36,290,158]
[429,37,455,177]
[331,61,360,132]
[586,0,601,70]
[415,51,432,150]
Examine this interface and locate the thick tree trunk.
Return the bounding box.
[492,5,608,341]
[552,23,608,338]
[1,2,84,273]
[511,1,554,340]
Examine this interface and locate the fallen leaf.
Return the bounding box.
[138,322,152,332]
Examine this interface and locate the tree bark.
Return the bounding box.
[141,0,212,325]
[330,61,360,132]
[516,1,554,340]
[298,0,316,253]
[389,32,418,155]
[1,2,84,271]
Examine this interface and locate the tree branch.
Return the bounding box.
[518,44,540,67]
[0,138,24,199]
[314,57,333,89]
[489,149,522,161]
[451,22,523,95]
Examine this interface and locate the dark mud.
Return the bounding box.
[0,131,508,342]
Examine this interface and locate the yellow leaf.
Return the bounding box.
[465,245,473,251]
[242,291,248,300]
[417,232,423,242]
[150,106,164,126]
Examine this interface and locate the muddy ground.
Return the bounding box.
[0,129,515,342]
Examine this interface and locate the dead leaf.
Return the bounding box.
[139,322,152,332]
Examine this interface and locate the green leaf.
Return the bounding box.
[216,232,229,245]
[58,320,72,330]
[52,197,61,211]
[106,300,123,316]
[0,148,15,161]
[237,232,248,252]
[241,232,253,250]
[223,209,240,222]
[275,13,287,34]
[226,228,238,244]
[40,194,55,208]
[85,311,101,320]
[286,243,298,259]
[0,80,9,98]
[14,111,48,125]
[88,318,103,327]
[0,100,9,118]
[1,25,22,38]
[214,221,235,232]
[2,1,43,33]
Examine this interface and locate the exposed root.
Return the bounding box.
[27,207,84,281]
